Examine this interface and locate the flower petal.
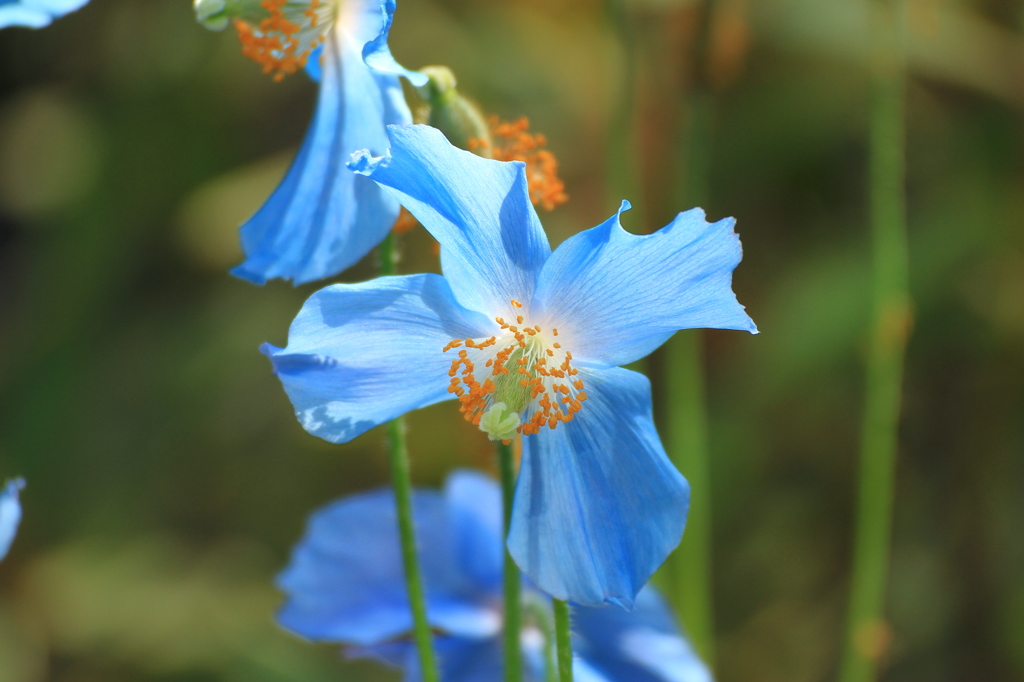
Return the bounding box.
[0,0,87,29]
[532,202,757,368]
[0,478,25,561]
[445,470,504,595]
[262,274,491,444]
[352,636,518,682]
[23,0,88,11]
[302,44,325,82]
[0,8,49,28]
[508,367,689,608]
[573,657,614,682]
[277,486,503,646]
[233,30,409,285]
[349,124,551,318]
[361,0,428,86]
[573,586,712,682]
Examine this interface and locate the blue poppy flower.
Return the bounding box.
[277,470,713,682]
[194,0,426,285]
[262,124,757,607]
[0,478,25,561]
[0,0,87,29]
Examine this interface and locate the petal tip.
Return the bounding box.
[363,0,428,87]
[230,263,268,286]
[404,69,429,88]
[680,206,708,222]
[259,342,283,361]
[348,147,390,176]
[713,215,738,236]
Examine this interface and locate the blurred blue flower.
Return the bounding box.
[263,124,757,607]
[278,470,712,682]
[193,0,426,285]
[0,478,25,561]
[0,0,87,29]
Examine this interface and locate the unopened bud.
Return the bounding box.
[414,66,492,156]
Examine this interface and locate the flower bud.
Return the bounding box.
[414,66,492,156]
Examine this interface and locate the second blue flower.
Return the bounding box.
[194,0,426,285]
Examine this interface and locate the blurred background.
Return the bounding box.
[0,0,1022,680]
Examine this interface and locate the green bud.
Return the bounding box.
[414,66,492,156]
[479,402,522,442]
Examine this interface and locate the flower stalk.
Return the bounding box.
[553,598,573,682]
[840,0,910,680]
[497,439,523,682]
[664,327,714,660]
[378,234,440,682]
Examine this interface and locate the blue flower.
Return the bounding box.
[194,0,426,285]
[262,124,757,607]
[0,0,87,29]
[277,470,712,682]
[0,478,25,562]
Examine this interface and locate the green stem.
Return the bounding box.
[839,1,909,681]
[497,440,523,682]
[553,598,573,682]
[385,420,439,682]
[378,234,440,682]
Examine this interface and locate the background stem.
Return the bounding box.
[664,0,717,665]
[664,328,714,663]
[497,440,523,682]
[840,0,910,680]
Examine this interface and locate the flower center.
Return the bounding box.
[195,0,336,81]
[443,300,588,442]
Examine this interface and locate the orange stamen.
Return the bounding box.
[489,117,568,211]
[233,0,334,81]
[442,309,586,437]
